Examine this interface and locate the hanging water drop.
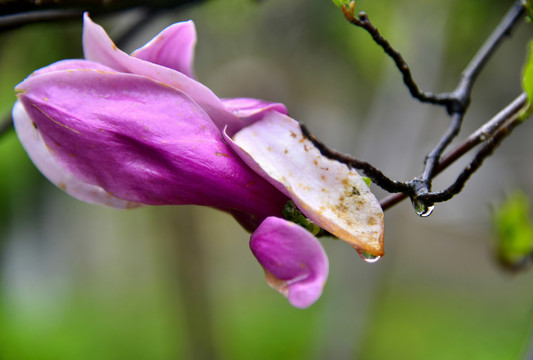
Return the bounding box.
[412,199,435,217]
[357,250,381,263]
[417,204,434,217]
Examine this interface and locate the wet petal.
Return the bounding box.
[12,101,141,209]
[250,216,328,308]
[222,98,288,123]
[15,68,287,219]
[131,20,197,78]
[230,111,385,256]
[82,13,243,135]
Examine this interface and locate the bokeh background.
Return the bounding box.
[1,0,533,359]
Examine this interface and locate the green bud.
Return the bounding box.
[283,200,333,237]
[520,40,533,120]
[492,191,533,271]
[331,0,352,9]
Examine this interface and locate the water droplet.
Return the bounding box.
[417,204,434,217]
[357,250,381,263]
[412,199,435,217]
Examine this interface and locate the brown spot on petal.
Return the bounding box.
[58,182,66,191]
[215,152,230,158]
[290,131,297,138]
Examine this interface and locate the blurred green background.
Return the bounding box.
[1,0,533,359]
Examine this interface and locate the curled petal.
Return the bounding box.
[250,217,329,308]
[15,68,287,219]
[30,59,116,77]
[221,98,288,123]
[229,111,385,256]
[131,20,197,78]
[82,13,244,135]
[12,101,141,209]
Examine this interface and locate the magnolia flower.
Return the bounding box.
[13,14,384,308]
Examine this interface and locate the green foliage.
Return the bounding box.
[492,191,533,270]
[331,0,350,7]
[521,40,533,120]
[520,40,533,120]
[283,200,330,237]
[525,0,533,22]
[331,0,351,9]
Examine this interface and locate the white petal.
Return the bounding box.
[231,112,384,256]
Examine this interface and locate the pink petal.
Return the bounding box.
[15,68,287,220]
[12,101,141,209]
[250,216,329,308]
[31,59,116,77]
[131,20,197,78]
[229,111,385,256]
[82,13,244,135]
[221,98,288,123]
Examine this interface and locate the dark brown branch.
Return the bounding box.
[420,0,528,187]
[300,124,413,195]
[331,0,529,212]
[0,0,206,31]
[423,115,523,203]
[0,0,200,16]
[379,93,529,210]
[344,10,455,111]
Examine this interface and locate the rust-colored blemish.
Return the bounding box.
[58,182,66,191]
[290,131,297,138]
[215,152,230,158]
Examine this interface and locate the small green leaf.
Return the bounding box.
[520,40,533,120]
[283,200,332,237]
[331,0,352,9]
[362,177,372,187]
[524,0,533,22]
[492,191,533,271]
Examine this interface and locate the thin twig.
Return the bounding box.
[300,124,413,195]
[343,9,454,110]
[329,0,529,211]
[0,0,206,31]
[379,93,529,210]
[421,0,528,187]
[422,115,523,203]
